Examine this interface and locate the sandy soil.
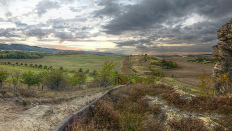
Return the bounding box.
[0,92,103,131]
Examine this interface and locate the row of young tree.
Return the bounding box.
[0,51,44,59]
[0,61,120,91]
[0,69,87,91]
[0,61,98,75]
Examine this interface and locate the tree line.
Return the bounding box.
[0,51,44,59]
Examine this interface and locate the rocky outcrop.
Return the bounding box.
[213,19,232,77]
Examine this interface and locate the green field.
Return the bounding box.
[0,53,123,72]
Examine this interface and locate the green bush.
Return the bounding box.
[152,60,177,69]
[44,70,69,90]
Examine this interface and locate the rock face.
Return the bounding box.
[213,19,232,77]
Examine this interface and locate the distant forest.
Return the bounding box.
[0,51,44,59]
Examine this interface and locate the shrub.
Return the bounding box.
[19,89,36,98]
[93,61,117,86]
[0,70,9,88]
[59,66,63,71]
[198,70,215,97]
[44,70,69,90]
[168,117,207,131]
[21,71,42,89]
[152,60,177,69]
[38,64,43,69]
[92,99,121,130]
[72,72,87,88]
[78,68,83,72]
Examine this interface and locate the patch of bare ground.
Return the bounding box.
[159,57,214,86]
[120,56,134,75]
[0,89,105,131]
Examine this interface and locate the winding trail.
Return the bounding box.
[120,56,134,75]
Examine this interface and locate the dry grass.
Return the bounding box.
[168,117,207,131]
[70,84,173,130]
[162,91,232,115]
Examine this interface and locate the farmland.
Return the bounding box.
[0,53,123,72]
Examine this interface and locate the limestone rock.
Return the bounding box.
[212,18,232,94]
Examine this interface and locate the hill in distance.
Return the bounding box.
[0,44,122,55]
[0,44,69,53]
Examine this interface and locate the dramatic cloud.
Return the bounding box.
[24,28,54,39]
[95,0,121,17]
[35,0,61,17]
[1,0,232,54]
[0,28,19,37]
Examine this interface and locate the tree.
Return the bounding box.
[78,68,83,72]
[0,70,9,88]
[94,61,117,86]
[72,72,87,88]
[84,69,90,74]
[21,71,42,89]
[90,69,98,76]
[59,66,64,71]
[44,70,69,90]
[38,64,43,69]
[11,71,20,94]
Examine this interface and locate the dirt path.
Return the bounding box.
[0,92,103,131]
[120,56,134,75]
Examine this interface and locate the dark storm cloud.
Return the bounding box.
[103,0,232,35]
[103,0,196,34]
[104,0,232,53]
[36,0,61,17]
[116,39,151,47]
[95,0,121,17]
[134,43,214,53]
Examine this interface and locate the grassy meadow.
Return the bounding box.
[0,53,123,72]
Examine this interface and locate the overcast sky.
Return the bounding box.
[0,0,232,55]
